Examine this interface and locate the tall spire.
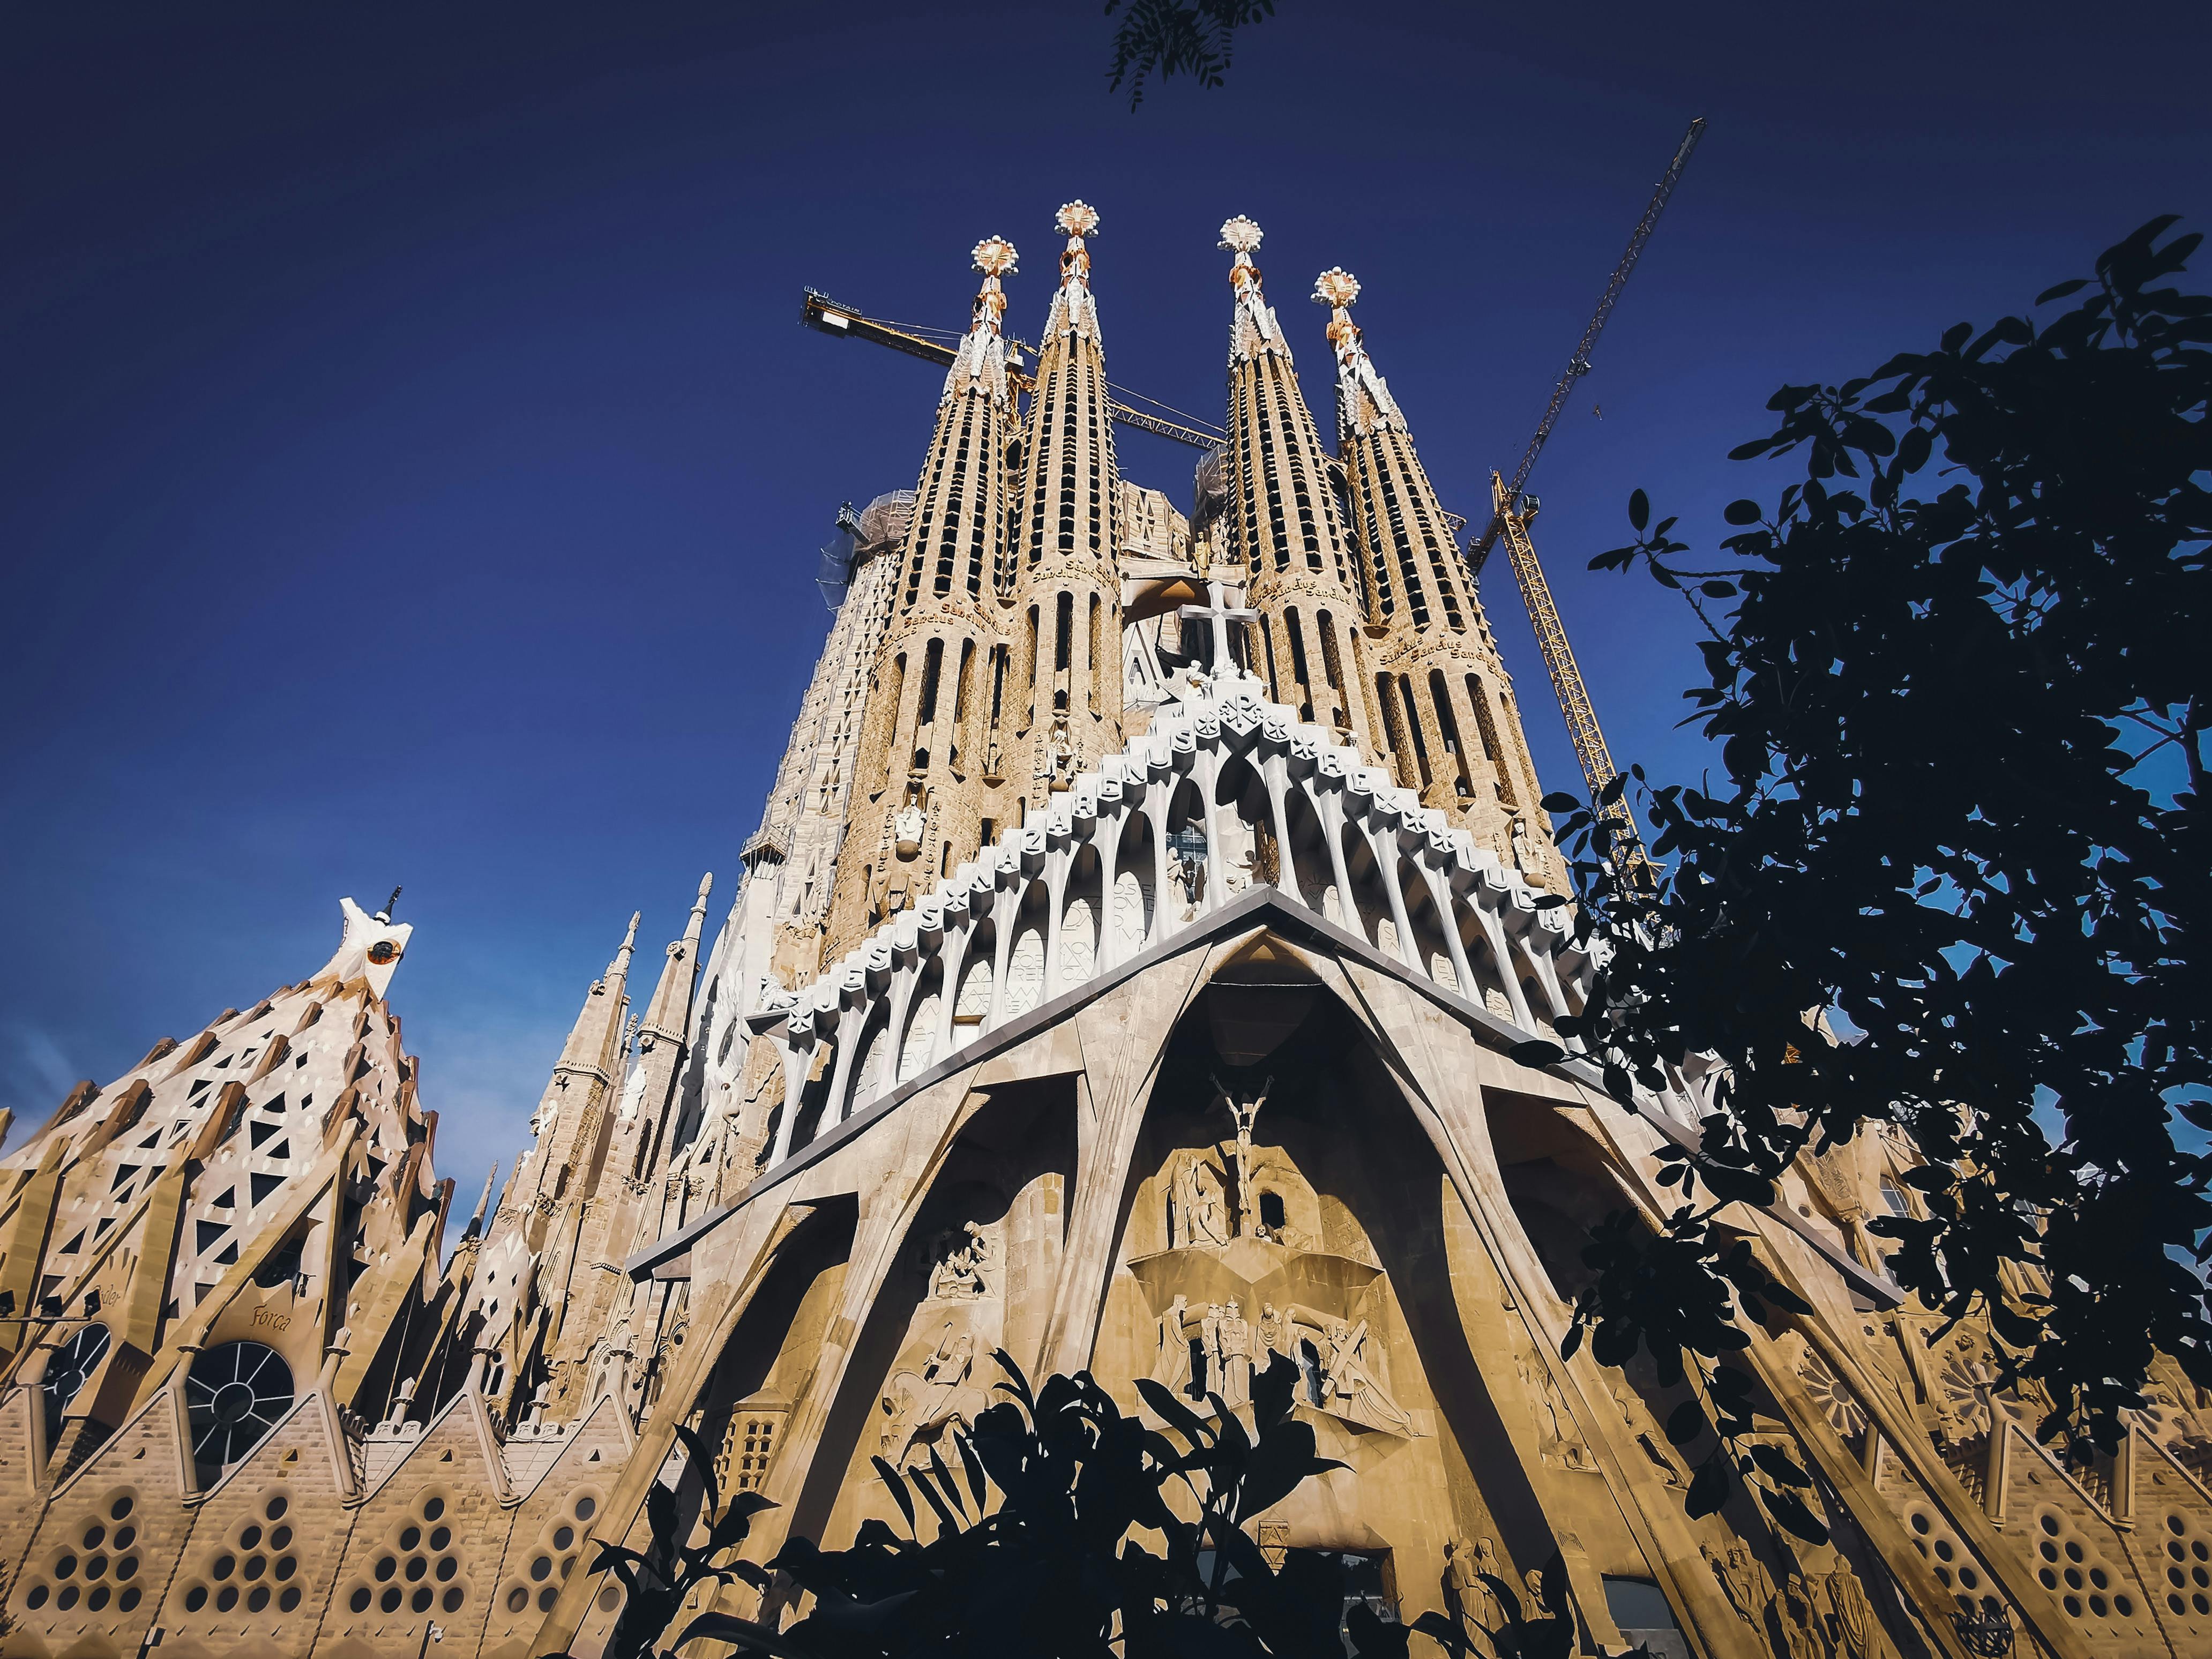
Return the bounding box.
[1316,267,1563,885]
[1009,200,1125,803]
[825,237,1024,955]
[1218,218,1382,758]
[640,873,712,1043]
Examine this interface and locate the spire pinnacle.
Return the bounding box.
[1221,216,1286,363]
[1314,265,1403,432]
[1055,200,1099,290]
[611,911,641,980]
[943,236,1019,403]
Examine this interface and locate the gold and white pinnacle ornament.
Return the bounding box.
[1055,200,1100,238]
[1313,267,1361,309]
[970,235,1019,277]
[1218,215,1264,255]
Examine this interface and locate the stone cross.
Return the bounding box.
[1178,579,1258,676]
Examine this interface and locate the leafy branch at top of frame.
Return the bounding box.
[1104,0,1277,109]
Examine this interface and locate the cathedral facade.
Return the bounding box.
[2,205,2207,1659]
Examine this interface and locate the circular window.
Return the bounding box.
[507,1586,530,1613]
[87,1585,110,1612]
[57,1585,79,1611]
[539,1585,558,1611]
[81,1524,105,1550]
[380,1586,402,1613]
[530,1555,552,1581]
[241,1523,262,1549]
[115,1525,136,1550]
[272,1525,292,1550]
[25,1585,48,1610]
[266,1493,289,1521]
[400,1525,421,1551]
[576,1494,597,1521]
[54,1553,77,1579]
[110,1494,134,1521]
[215,1585,238,1612]
[554,1525,574,1550]
[423,1496,445,1521]
[276,1555,297,1580]
[350,1587,372,1613]
[185,1585,208,1612]
[443,1586,465,1612]
[41,1325,113,1445]
[119,1586,141,1612]
[248,1586,270,1612]
[279,1586,301,1612]
[184,1342,296,1471]
[429,1525,451,1551]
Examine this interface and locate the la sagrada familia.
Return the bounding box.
[1,204,2206,1659]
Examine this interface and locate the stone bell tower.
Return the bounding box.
[1219,215,1382,760]
[1007,200,1126,810]
[823,236,1022,959]
[1315,267,1563,886]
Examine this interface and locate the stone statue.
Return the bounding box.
[1708,1542,1777,1635]
[1209,1071,1272,1237]
[1186,1156,1231,1246]
[879,1325,983,1466]
[1155,1294,1192,1387]
[1822,1570,1891,1659]
[1200,1303,1223,1395]
[1258,1302,1286,1361]
[1169,1152,1232,1247]
[1445,1536,1504,1639]
[1321,1320,1413,1433]
[1216,1300,1253,1408]
[926,1220,991,1299]
[1780,1574,1828,1659]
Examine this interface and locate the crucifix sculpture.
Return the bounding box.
[1210,1071,1274,1237]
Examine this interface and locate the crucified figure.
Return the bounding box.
[1210,1072,1274,1238]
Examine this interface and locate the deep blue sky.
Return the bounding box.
[4,1,2206,1195]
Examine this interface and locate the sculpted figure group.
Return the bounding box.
[1153,1291,1413,1432]
[1705,1542,1896,1659]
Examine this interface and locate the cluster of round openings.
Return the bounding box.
[504,1493,598,1617]
[347,1494,464,1617]
[2165,1512,2212,1618]
[2032,1511,2136,1621]
[20,1493,143,1615]
[179,1493,302,1617]
[1905,1508,1984,1602]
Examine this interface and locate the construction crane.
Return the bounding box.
[1470,117,1706,572]
[801,289,1226,451]
[1470,118,1706,884]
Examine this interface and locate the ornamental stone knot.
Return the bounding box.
[1219,215,1264,256]
[1313,267,1361,309]
[1055,200,1100,238]
[970,236,1019,277]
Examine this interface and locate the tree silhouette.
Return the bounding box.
[1538,215,2210,1504]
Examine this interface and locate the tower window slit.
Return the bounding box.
[917,639,944,727]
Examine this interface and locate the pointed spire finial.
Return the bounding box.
[971,235,1019,278]
[1313,267,1361,309]
[1219,215,1264,256]
[472,1160,497,1223]
[608,911,640,980]
[1055,201,1099,292]
[1314,267,1364,355]
[375,885,402,923]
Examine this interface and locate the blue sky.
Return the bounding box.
[4,0,2206,1197]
